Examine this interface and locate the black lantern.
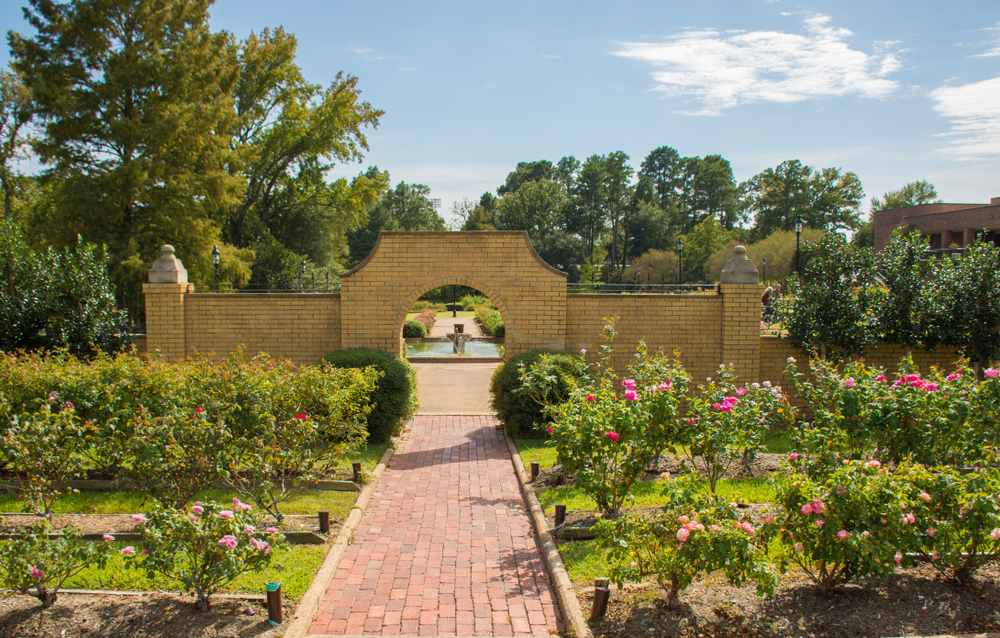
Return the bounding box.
[794,214,804,274]
[676,238,684,285]
[762,256,767,284]
[211,245,221,292]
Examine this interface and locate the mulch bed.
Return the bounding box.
[0,592,287,638]
[578,562,1000,637]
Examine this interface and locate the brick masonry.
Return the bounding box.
[308,415,562,637]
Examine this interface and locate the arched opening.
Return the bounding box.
[395,277,513,360]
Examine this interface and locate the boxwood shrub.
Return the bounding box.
[320,349,419,442]
[489,349,587,437]
[402,320,427,338]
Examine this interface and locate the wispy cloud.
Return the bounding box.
[976,24,1000,57]
[929,76,1000,159]
[611,14,901,115]
[348,46,398,61]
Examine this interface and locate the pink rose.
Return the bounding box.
[121,546,136,555]
[131,514,147,523]
[985,368,999,379]
[677,516,690,524]
[866,460,881,469]
[29,566,44,579]
[923,383,939,392]
[267,527,280,534]
[741,522,755,535]
[676,528,690,542]
[837,530,849,540]
[927,528,937,537]
[218,535,238,549]
[843,377,856,388]
[622,379,636,390]
[991,528,1000,542]
[192,505,204,514]
[794,542,803,552]
[789,453,799,461]
[814,519,824,528]
[244,525,256,535]
[736,387,747,396]
[546,427,554,435]
[894,551,903,565]
[585,395,595,402]
[800,503,814,516]
[919,492,931,503]
[606,431,619,442]
[102,534,115,542]
[657,382,672,390]
[623,390,638,401]
[296,413,307,420]
[219,510,234,519]
[904,513,916,525]
[876,375,886,382]
[811,500,826,514]
[931,552,939,561]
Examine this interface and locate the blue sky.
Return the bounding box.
[4,0,999,227]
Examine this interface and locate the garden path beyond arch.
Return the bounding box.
[339,231,567,358]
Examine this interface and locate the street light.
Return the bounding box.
[300,259,306,287]
[762,256,767,284]
[211,245,220,292]
[794,214,804,274]
[676,238,684,286]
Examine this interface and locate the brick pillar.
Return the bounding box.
[143,245,191,362]
[720,246,762,383]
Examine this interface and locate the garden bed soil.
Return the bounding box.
[533,452,785,490]
[576,561,1000,637]
[0,592,286,638]
[0,513,338,537]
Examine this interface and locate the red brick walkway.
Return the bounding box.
[309,415,562,636]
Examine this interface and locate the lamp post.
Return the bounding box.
[676,238,684,285]
[452,285,457,318]
[762,256,767,284]
[794,214,804,274]
[211,245,220,292]
[300,259,306,287]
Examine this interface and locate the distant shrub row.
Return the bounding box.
[475,306,504,338]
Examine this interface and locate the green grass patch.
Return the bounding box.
[349,442,389,470]
[558,539,612,582]
[65,541,327,601]
[535,477,775,516]
[515,438,557,468]
[405,311,476,319]
[763,431,795,454]
[0,488,357,519]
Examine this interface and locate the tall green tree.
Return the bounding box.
[9,0,244,286]
[871,180,942,213]
[346,181,445,266]
[741,160,864,240]
[222,28,386,279]
[496,160,555,196]
[494,178,568,241]
[0,69,32,219]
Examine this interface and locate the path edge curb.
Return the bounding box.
[282,445,395,638]
[505,434,593,638]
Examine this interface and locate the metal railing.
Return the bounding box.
[567,282,719,294]
[190,280,341,294]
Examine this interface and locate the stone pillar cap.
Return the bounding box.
[720,245,759,284]
[148,244,188,284]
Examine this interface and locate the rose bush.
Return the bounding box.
[597,475,778,609]
[0,518,113,608]
[548,319,689,517]
[128,500,287,612]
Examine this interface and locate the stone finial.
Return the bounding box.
[148,244,188,284]
[720,245,759,284]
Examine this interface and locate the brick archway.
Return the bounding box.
[339,231,567,359]
[394,277,513,353]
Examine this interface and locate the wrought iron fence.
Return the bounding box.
[567,282,719,295]
[190,279,341,294]
[116,287,146,334]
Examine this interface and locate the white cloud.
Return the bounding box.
[977,24,1000,57]
[929,76,1000,159]
[611,14,900,115]
[348,46,398,61]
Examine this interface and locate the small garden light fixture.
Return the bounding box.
[762,256,766,283]
[676,237,684,285]
[794,214,804,274]
[211,245,220,291]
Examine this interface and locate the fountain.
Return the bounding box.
[445,323,472,354]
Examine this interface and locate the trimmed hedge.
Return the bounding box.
[402,320,427,338]
[460,295,493,311]
[489,349,587,437]
[320,349,419,442]
[410,301,446,312]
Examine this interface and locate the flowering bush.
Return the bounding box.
[597,475,778,609]
[910,466,1000,585]
[0,518,112,608]
[1,402,89,515]
[117,406,230,509]
[765,459,929,594]
[549,320,689,517]
[682,364,794,494]
[129,500,287,612]
[786,356,1000,469]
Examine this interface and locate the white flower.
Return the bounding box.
[787,357,796,363]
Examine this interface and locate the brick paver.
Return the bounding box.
[309,415,561,636]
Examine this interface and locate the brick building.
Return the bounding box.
[873,197,1000,257]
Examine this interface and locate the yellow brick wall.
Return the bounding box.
[142,283,192,361]
[565,293,725,383]
[184,294,341,365]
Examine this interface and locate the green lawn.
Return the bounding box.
[406,310,477,319]
[0,443,385,518]
[534,477,774,516]
[66,541,327,600]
